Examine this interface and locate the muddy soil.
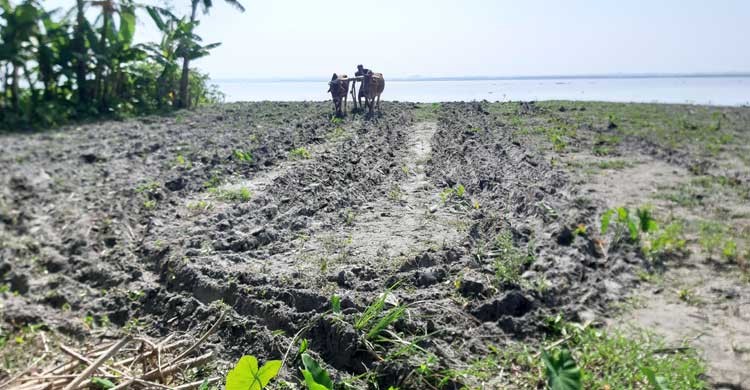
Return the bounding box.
[1,101,749,388]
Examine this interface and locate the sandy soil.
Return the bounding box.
[2,101,749,388]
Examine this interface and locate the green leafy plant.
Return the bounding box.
[300,353,333,390]
[387,185,403,201]
[643,221,687,261]
[175,0,244,109]
[354,290,405,341]
[330,294,341,314]
[601,206,658,246]
[541,348,582,390]
[0,0,223,130]
[225,355,282,390]
[211,187,252,202]
[233,150,253,162]
[175,154,191,168]
[455,183,466,198]
[722,240,737,261]
[439,184,467,204]
[289,147,311,160]
[642,367,669,390]
[493,230,535,286]
[91,377,116,389]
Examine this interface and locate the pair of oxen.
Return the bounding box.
[327,71,385,117]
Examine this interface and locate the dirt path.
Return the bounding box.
[276,121,463,285]
[340,121,460,264]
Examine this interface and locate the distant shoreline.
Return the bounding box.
[214,72,750,83]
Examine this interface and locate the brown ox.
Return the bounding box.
[361,72,385,116]
[327,73,350,117]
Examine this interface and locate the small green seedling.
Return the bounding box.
[542,348,582,390]
[455,183,465,198]
[330,295,341,314]
[91,377,115,389]
[301,353,334,390]
[234,150,253,162]
[226,355,282,390]
[289,147,311,160]
[642,367,669,390]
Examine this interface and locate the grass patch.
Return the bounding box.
[289,147,311,160]
[326,126,349,141]
[507,321,705,389]
[233,149,253,163]
[387,185,403,201]
[596,159,631,170]
[210,187,252,202]
[186,200,213,212]
[413,103,441,121]
[492,230,535,287]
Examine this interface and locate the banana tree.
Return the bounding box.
[177,0,244,109]
[37,7,73,101]
[70,0,89,105]
[176,19,220,109]
[0,0,42,112]
[87,0,138,112]
[144,7,183,107]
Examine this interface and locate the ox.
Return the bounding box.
[327,73,350,117]
[361,72,385,116]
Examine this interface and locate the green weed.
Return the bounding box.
[300,353,334,390]
[542,348,581,390]
[509,320,705,389]
[225,355,281,390]
[233,150,253,163]
[289,147,311,160]
[203,174,223,190]
[175,154,191,168]
[595,159,630,170]
[642,221,687,261]
[354,290,405,342]
[388,185,403,201]
[327,126,348,141]
[135,181,160,194]
[439,184,467,204]
[187,200,213,212]
[211,187,252,202]
[413,103,441,121]
[493,230,535,286]
[601,206,658,247]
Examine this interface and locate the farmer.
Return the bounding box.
[355,64,371,77]
[354,64,372,108]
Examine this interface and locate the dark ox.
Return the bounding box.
[361,72,385,116]
[327,73,350,117]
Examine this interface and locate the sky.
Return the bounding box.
[45,0,750,80]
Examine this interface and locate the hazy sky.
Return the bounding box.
[46,0,750,79]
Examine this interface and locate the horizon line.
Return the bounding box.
[212,71,750,83]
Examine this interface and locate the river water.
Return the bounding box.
[213,76,750,106]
